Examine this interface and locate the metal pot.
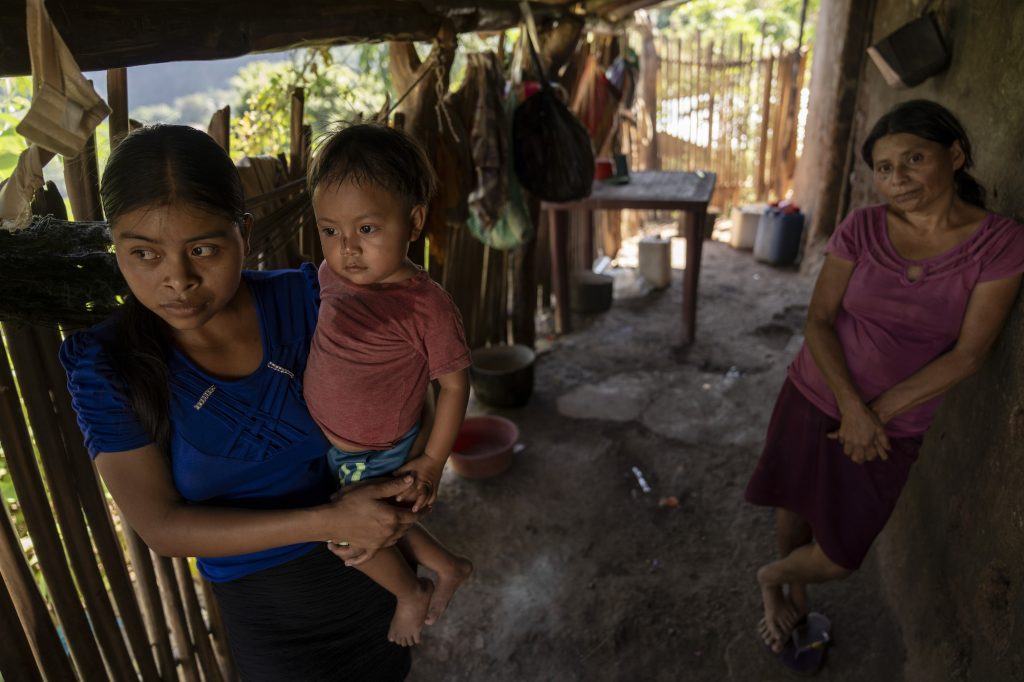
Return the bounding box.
[570,271,614,313]
[470,344,536,408]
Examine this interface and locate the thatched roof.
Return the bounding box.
[0,0,660,76]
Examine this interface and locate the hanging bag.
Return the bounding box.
[511,2,594,203]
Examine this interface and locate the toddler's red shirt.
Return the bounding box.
[304,262,471,449]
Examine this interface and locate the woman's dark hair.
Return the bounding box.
[100,124,246,452]
[307,122,437,208]
[861,99,986,208]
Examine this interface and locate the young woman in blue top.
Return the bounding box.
[60,124,424,680]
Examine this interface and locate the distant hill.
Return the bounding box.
[86,52,289,109]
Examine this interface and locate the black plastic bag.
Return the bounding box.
[510,10,594,204]
[512,88,595,202]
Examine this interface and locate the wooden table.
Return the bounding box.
[543,170,717,344]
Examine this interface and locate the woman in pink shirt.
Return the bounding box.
[745,100,1024,673]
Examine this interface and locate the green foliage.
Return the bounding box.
[1,77,32,180]
[656,0,820,52]
[229,45,391,160]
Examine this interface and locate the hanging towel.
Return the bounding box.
[15,0,110,157]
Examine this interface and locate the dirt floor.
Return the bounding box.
[411,240,908,681]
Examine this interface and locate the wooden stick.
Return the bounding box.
[107,67,129,153]
[33,327,161,681]
[6,326,137,681]
[174,559,223,682]
[756,54,774,200]
[0,487,71,680]
[124,529,177,680]
[0,326,107,679]
[289,87,305,179]
[154,555,200,682]
[63,132,103,221]
[549,208,571,334]
[200,578,238,681]
[0,549,46,682]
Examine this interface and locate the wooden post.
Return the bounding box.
[705,42,715,171]
[681,208,706,344]
[208,106,231,153]
[509,193,539,348]
[694,32,703,171]
[289,87,305,179]
[581,209,595,268]
[638,15,659,171]
[779,50,809,197]
[756,54,774,200]
[550,208,571,334]
[770,53,788,198]
[64,132,103,221]
[107,67,129,152]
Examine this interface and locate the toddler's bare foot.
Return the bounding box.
[425,555,473,625]
[757,565,802,653]
[388,578,434,647]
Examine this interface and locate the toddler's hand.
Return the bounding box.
[394,455,444,512]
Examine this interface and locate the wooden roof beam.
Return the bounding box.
[0,0,575,76]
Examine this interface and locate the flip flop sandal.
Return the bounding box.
[779,612,831,676]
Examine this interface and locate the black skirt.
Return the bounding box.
[211,545,410,681]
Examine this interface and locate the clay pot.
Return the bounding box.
[450,415,519,479]
[470,344,536,408]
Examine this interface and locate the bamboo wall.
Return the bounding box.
[0,324,236,681]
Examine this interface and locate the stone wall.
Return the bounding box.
[845,1,1024,680]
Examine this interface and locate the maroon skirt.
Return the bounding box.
[744,378,923,570]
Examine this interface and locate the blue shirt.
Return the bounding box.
[60,264,335,582]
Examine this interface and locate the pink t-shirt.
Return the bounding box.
[304,263,471,449]
[789,204,1024,437]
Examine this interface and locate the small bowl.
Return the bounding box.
[450,415,519,479]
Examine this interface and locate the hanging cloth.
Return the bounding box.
[0,144,53,230]
[15,0,111,157]
[465,90,532,251]
[569,55,620,153]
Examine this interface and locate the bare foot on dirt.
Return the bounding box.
[758,566,803,653]
[788,582,809,617]
[425,554,473,625]
[388,578,434,647]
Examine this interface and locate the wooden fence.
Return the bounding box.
[638,32,807,208]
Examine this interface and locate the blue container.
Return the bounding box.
[754,208,805,266]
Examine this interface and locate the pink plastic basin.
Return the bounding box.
[450,415,519,479]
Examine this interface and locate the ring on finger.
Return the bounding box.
[331,540,351,548]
